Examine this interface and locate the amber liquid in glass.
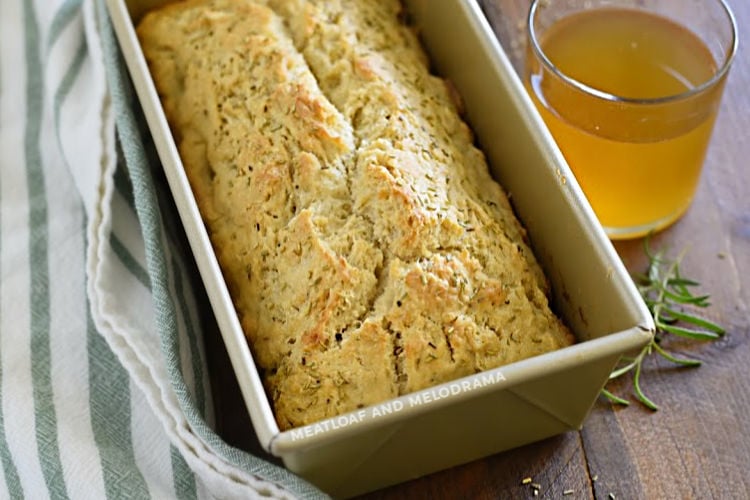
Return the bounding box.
[526,8,719,238]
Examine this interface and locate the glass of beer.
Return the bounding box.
[525,0,738,239]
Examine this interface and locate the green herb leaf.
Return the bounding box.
[659,307,726,334]
[609,357,641,380]
[662,288,710,306]
[633,358,659,411]
[658,323,722,341]
[651,342,702,367]
[602,236,725,410]
[601,388,631,406]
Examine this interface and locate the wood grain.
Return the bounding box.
[207,1,750,498]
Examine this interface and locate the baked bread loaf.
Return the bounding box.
[138,0,574,430]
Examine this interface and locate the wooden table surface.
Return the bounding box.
[207,1,750,498]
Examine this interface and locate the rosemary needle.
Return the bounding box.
[603,237,726,410]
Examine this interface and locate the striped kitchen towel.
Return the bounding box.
[0,0,325,498]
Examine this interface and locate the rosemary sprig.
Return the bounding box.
[603,238,726,410]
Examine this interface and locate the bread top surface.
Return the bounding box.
[138,0,574,430]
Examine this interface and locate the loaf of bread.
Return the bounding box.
[138,0,574,430]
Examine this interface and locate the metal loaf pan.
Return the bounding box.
[105,0,654,497]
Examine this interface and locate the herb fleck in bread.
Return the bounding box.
[137,0,574,430]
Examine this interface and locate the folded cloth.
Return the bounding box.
[0,0,325,498]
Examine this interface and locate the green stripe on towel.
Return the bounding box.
[0,251,24,500]
[113,156,136,210]
[0,336,24,500]
[170,251,206,415]
[110,232,151,289]
[23,2,70,498]
[52,37,87,169]
[87,310,150,500]
[0,10,24,496]
[47,0,84,50]
[0,361,24,500]
[171,446,197,500]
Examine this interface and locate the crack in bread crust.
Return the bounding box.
[138,0,574,430]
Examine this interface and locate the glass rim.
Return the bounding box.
[527,0,739,106]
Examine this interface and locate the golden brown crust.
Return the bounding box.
[138,0,574,430]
